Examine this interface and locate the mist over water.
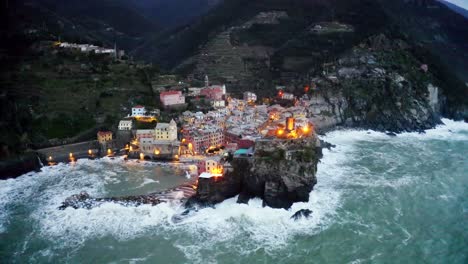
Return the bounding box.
[1,119,467,263]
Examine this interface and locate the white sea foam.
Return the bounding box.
[1,119,466,261]
[16,139,350,259]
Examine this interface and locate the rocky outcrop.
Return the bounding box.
[308,34,443,133]
[190,136,322,209]
[0,152,44,180]
[291,209,313,220]
[59,183,197,210]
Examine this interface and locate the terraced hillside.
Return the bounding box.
[0,41,159,157]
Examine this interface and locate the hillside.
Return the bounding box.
[0,37,160,158]
[1,0,467,159]
[8,0,159,51]
[134,0,467,118]
[130,0,222,30]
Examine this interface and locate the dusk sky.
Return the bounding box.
[445,0,468,10]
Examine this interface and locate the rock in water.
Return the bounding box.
[58,183,197,210]
[291,209,313,220]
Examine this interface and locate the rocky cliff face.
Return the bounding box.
[302,34,442,133]
[151,0,467,123]
[192,136,322,209]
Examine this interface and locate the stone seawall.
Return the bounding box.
[37,140,100,163]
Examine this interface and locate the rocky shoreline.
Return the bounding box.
[59,135,323,212]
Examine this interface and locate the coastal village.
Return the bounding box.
[45,70,318,186]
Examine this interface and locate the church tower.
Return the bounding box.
[114,42,118,60]
[169,119,178,141]
[205,75,209,88]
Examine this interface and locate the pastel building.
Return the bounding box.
[154,119,178,141]
[198,157,223,174]
[118,119,133,130]
[183,128,224,154]
[136,129,154,141]
[160,91,185,107]
[200,86,224,101]
[97,131,113,144]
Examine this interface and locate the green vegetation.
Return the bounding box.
[32,112,95,140]
[292,147,317,163]
[0,43,160,156]
[135,120,157,130]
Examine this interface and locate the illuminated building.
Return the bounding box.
[131,105,146,117]
[97,131,113,144]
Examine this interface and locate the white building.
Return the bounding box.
[211,100,226,108]
[118,120,133,130]
[281,93,295,100]
[188,87,203,96]
[154,119,178,141]
[243,92,257,102]
[132,105,146,117]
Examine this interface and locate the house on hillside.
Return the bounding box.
[160,91,185,108]
[97,131,113,144]
[118,119,133,131]
[243,92,257,102]
[132,105,146,117]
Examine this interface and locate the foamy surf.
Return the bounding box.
[1,119,467,263]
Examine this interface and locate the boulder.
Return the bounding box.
[291,209,313,220]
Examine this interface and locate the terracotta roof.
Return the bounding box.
[97,131,112,136]
[133,105,145,108]
[160,90,182,96]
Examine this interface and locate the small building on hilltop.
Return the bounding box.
[118,119,133,131]
[132,105,146,117]
[160,91,185,108]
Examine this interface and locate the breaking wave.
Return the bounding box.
[1,119,467,263]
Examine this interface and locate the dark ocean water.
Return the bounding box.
[1,119,467,264]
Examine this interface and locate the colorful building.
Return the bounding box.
[198,157,223,174]
[136,129,154,141]
[97,131,113,144]
[200,86,224,101]
[154,119,178,141]
[160,91,185,107]
[184,128,224,154]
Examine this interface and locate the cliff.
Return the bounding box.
[140,0,468,122]
[191,136,322,209]
[308,34,443,133]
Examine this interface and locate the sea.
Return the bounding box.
[0,119,467,263]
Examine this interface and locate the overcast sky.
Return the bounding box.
[445,0,468,10]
